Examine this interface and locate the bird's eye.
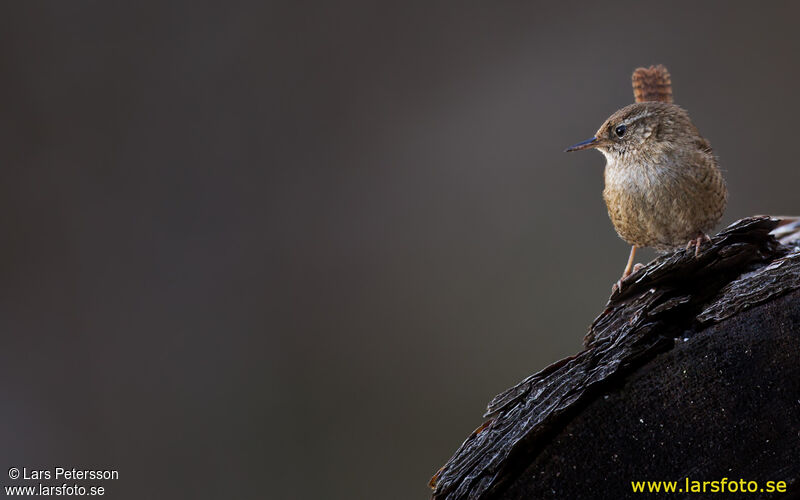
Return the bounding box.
[615,124,627,138]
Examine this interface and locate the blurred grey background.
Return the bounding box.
[0,1,798,499]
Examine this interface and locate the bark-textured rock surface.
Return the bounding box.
[430,216,800,500]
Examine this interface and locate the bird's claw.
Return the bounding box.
[613,263,644,293]
[685,233,712,257]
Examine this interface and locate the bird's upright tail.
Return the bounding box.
[632,65,673,103]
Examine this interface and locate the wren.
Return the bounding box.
[565,65,727,289]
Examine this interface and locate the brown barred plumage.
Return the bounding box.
[567,65,727,290]
[632,64,673,103]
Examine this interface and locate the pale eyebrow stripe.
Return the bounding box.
[622,110,654,126]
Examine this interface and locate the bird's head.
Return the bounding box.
[565,101,696,161]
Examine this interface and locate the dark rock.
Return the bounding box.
[430,217,800,500]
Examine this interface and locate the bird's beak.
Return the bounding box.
[564,136,599,152]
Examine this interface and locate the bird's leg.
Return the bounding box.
[685,233,712,257]
[614,246,639,292]
[623,245,638,277]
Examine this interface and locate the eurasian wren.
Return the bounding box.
[565,65,727,289]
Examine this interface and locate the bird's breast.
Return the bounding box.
[601,155,725,250]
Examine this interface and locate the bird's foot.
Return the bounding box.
[613,276,629,293]
[685,233,712,257]
[612,263,645,293]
